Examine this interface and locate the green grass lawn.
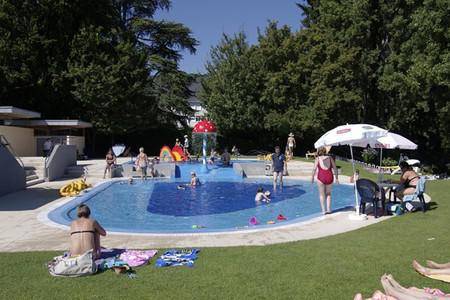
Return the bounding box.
[0,165,448,299]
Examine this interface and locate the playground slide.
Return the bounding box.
[159,145,186,162]
[160,146,175,161]
[171,145,185,161]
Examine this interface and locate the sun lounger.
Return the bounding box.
[305,151,316,159]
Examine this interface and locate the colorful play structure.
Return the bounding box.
[192,120,217,165]
[159,120,218,163]
[159,145,186,162]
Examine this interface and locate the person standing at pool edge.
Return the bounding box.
[135,147,149,180]
[311,147,339,215]
[183,135,190,157]
[43,138,53,157]
[103,149,116,179]
[286,133,296,160]
[272,146,285,190]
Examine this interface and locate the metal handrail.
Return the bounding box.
[0,135,25,168]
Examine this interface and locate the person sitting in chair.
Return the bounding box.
[395,161,420,201]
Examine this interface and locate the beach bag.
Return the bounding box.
[48,250,97,277]
[386,203,404,216]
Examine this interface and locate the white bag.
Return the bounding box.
[48,250,97,277]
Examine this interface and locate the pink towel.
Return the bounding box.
[119,250,158,267]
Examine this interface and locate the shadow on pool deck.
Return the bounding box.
[0,187,61,211]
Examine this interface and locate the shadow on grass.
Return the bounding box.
[0,187,61,211]
[426,201,438,211]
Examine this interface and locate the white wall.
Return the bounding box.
[0,125,36,157]
[65,136,85,155]
[36,135,85,156]
[0,145,25,196]
[46,144,77,181]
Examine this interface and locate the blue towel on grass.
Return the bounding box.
[155,249,200,268]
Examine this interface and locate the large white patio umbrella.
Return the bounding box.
[352,132,418,180]
[314,124,388,218]
[352,132,417,150]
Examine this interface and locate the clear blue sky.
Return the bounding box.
[155,0,302,74]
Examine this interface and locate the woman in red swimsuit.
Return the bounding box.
[311,147,339,214]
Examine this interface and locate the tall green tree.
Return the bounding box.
[0,0,198,135]
[112,0,199,127]
[64,26,154,134]
[0,0,114,114]
[201,0,449,165]
[201,32,266,134]
[378,0,450,164]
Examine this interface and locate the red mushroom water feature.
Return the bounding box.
[192,120,217,134]
[192,120,217,166]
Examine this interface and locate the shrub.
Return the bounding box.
[381,157,397,166]
[361,148,378,164]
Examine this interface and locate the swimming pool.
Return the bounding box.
[48,163,355,233]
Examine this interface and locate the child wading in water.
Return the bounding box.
[255,187,271,203]
[178,171,201,190]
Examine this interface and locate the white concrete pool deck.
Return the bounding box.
[0,160,389,251]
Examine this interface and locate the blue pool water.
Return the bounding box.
[148,182,305,216]
[48,162,355,233]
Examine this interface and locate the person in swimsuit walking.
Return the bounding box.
[183,135,190,157]
[311,147,339,214]
[272,146,286,190]
[135,147,149,180]
[70,204,106,259]
[103,149,116,179]
[286,133,296,160]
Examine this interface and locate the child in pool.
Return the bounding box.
[190,172,200,186]
[120,177,134,185]
[177,172,201,190]
[255,187,271,203]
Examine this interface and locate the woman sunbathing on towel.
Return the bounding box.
[354,274,450,300]
[70,204,106,259]
[413,259,450,276]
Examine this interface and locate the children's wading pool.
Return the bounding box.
[48,163,354,233]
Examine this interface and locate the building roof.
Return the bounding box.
[4,119,92,129]
[187,81,202,106]
[0,106,41,119]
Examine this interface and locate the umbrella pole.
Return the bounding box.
[378,148,383,183]
[349,145,360,214]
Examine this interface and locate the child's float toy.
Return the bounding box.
[59,179,91,197]
[277,214,287,221]
[249,216,259,226]
[159,145,187,162]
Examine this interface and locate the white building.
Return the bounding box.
[186,81,207,127]
[0,106,92,157]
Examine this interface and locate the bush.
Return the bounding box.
[381,157,397,166]
[361,148,378,164]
